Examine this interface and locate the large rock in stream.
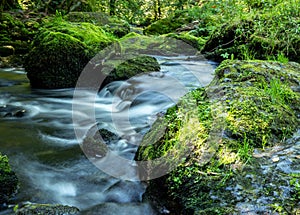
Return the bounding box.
[135,60,300,214]
[24,18,113,89]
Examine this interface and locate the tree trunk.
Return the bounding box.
[157,0,161,18]
[109,0,116,16]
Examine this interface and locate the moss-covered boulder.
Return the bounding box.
[24,18,114,89]
[14,203,79,215]
[0,153,18,206]
[135,60,300,214]
[65,12,130,38]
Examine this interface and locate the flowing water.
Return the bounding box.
[0,56,216,214]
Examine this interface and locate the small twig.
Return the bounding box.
[209,33,244,53]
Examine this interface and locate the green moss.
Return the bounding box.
[104,17,130,38]
[38,18,114,53]
[25,31,90,88]
[167,33,206,50]
[215,60,300,145]
[0,153,18,204]
[0,12,41,66]
[65,12,130,38]
[144,18,183,35]
[136,60,300,214]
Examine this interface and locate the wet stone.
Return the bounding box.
[0,105,26,118]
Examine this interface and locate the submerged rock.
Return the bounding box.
[14,203,79,215]
[0,105,26,118]
[0,153,18,207]
[135,60,300,214]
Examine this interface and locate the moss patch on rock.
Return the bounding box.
[107,55,160,81]
[136,60,300,214]
[101,55,160,88]
[24,18,115,89]
[143,10,193,35]
[166,32,206,50]
[0,153,18,206]
[119,33,197,56]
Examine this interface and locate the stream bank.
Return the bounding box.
[136,60,300,214]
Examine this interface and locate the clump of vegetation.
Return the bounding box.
[0,153,18,205]
[0,13,29,42]
[201,0,300,63]
[136,60,300,214]
[0,12,39,56]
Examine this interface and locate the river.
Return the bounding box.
[0,56,216,214]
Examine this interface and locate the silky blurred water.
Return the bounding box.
[0,56,216,213]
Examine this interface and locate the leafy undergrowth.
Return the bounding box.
[143,0,300,63]
[200,0,300,62]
